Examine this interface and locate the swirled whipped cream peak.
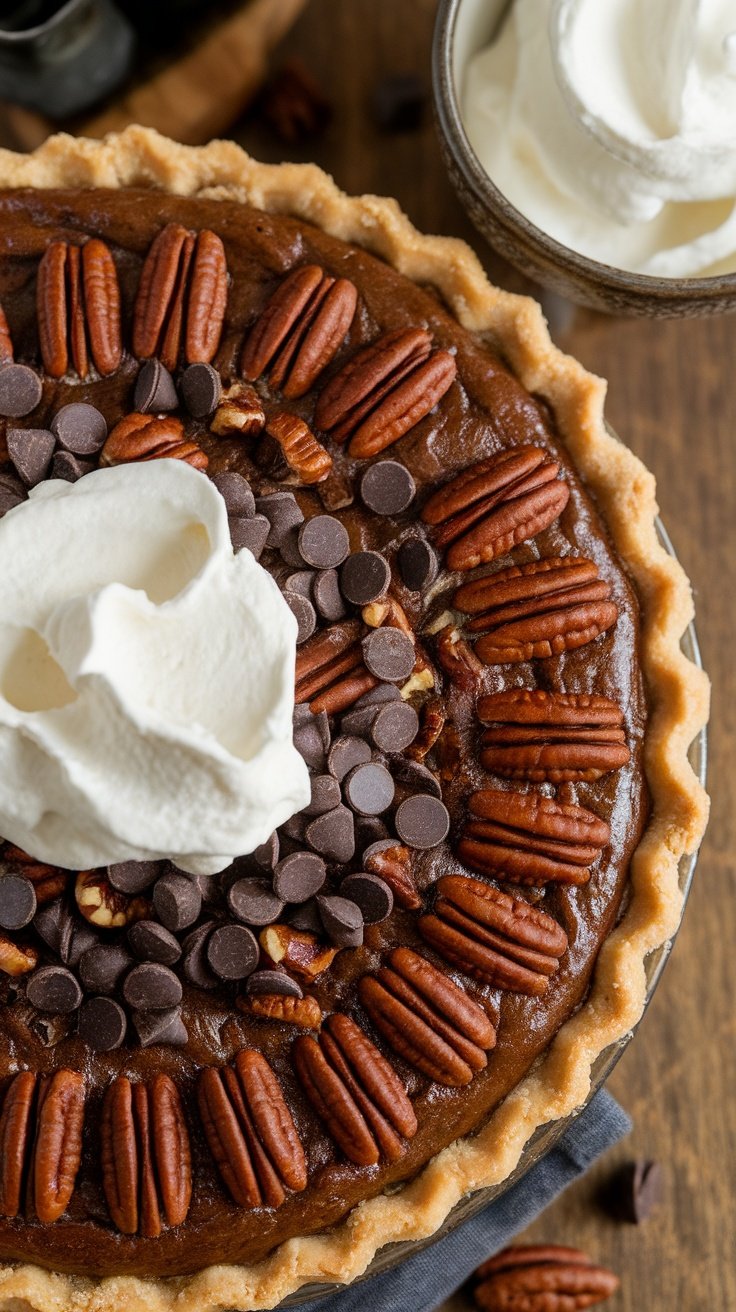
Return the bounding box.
[464,0,736,276]
[0,460,309,875]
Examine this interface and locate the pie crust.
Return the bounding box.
[0,127,710,1312]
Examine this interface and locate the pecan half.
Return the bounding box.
[241,264,357,399]
[37,238,122,380]
[266,410,333,483]
[358,946,495,1088]
[237,992,322,1028]
[435,625,484,690]
[474,1245,619,1311]
[478,688,630,782]
[420,875,568,995]
[75,870,150,928]
[133,223,228,369]
[198,1049,306,1208]
[210,382,266,437]
[421,446,569,572]
[364,841,421,910]
[458,789,610,886]
[295,620,378,714]
[293,1012,417,1166]
[101,1074,191,1236]
[0,300,13,362]
[100,412,208,470]
[454,557,619,665]
[314,326,457,458]
[0,1069,84,1223]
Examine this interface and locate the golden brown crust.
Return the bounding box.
[0,126,710,1312]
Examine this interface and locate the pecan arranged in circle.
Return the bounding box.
[421,446,569,572]
[295,619,378,714]
[454,556,619,665]
[474,1245,619,1311]
[101,1074,191,1237]
[293,1013,417,1166]
[266,410,333,484]
[478,688,630,782]
[314,326,457,458]
[458,789,610,886]
[133,223,228,370]
[100,412,208,470]
[37,238,122,380]
[0,1069,85,1223]
[358,946,495,1088]
[0,299,13,362]
[198,1049,306,1208]
[241,263,357,399]
[420,875,568,996]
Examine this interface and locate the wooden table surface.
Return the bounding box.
[234,4,735,1309]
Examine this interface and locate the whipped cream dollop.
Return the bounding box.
[0,461,309,875]
[464,0,736,277]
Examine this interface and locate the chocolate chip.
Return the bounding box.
[79,943,135,993]
[107,860,162,895]
[123,962,183,1010]
[227,877,284,926]
[397,537,438,591]
[313,568,347,621]
[246,969,303,998]
[284,590,317,644]
[6,427,55,487]
[286,899,323,934]
[181,362,221,417]
[134,359,178,413]
[294,711,330,769]
[344,762,395,816]
[371,73,426,133]
[254,832,280,869]
[0,471,25,514]
[316,894,363,948]
[257,491,304,547]
[0,874,36,929]
[305,773,342,816]
[190,871,220,903]
[128,920,182,966]
[393,757,442,798]
[181,922,219,990]
[207,924,259,980]
[284,570,314,598]
[230,513,270,559]
[50,402,107,454]
[340,872,394,924]
[339,705,379,738]
[298,515,350,569]
[50,450,93,482]
[133,1007,188,1047]
[78,996,127,1052]
[355,817,390,849]
[340,551,390,605]
[152,872,202,933]
[362,628,415,682]
[0,363,42,418]
[279,525,307,567]
[356,683,402,708]
[66,922,98,968]
[370,700,419,753]
[273,851,326,903]
[611,1160,664,1223]
[212,471,256,518]
[27,966,82,1014]
[33,898,74,963]
[395,794,450,848]
[305,804,356,863]
[328,734,372,782]
[360,460,416,515]
[362,837,400,864]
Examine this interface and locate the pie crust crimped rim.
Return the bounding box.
[0,126,710,1312]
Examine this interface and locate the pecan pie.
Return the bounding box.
[0,129,709,1312]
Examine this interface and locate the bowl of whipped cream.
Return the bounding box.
[433,0,736,314]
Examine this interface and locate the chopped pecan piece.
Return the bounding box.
[2,844,69,906]
[364,841,421,910]
[0,933,38,976]
[358,946,495,1088]
[100,412,208,470]
[478,688,630,782]
[0,1069,85,1223]
[420,875,568,995]
[37,237,122,379]
[458,789,610,886]
[75,869,150,928]
[241,264,357,399]
[198,1049,306,1208]
[293,1013,417,1166]
[314,326,456,459]
[422,446,569,572]
[259,924,337,981]
[210,382,265,437]
[404,698,445,762]
[435,625,484,690]
[474,1245,619,1311]
[101,1074,191,1237]
[132,223,228,369]
[237,992,322,1028]
[0,300,13,362]
[295,620,378,714]
[266,411,333,484]
[454,557,619,664]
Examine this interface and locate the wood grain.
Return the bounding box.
[233,3,734,1309]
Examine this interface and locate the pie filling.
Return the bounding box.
[0,189,647,1278]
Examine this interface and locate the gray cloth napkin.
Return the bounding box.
[303,1089,630,1312]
